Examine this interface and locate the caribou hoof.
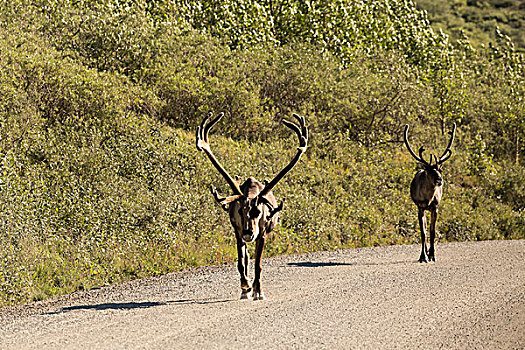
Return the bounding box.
[240,289,252,300]
[419,256,429,263]
[428,255,436,262]
[252,291,265,301]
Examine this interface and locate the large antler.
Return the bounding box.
[437,123,456,164]
[259,113,308,198]
[404,125,431,167]
[196,112,243,199]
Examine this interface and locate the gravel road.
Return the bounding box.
[1,240,524,349]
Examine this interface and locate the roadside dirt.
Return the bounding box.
[1,240,524,349]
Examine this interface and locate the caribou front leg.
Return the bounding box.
[252,237,265,300]
[428,207,438,262]
[418,207,429,263]
[236,239,251,299]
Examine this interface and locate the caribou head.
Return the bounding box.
[196,112,308,299]
[403,123,456,262]
[234,192,284,243]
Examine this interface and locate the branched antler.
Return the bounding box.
[437,123,456,164]
[196,112,243,196]
[404,123,456,167]
[418,146,432,166]
[404,125,431,166]
[259,114,308,197]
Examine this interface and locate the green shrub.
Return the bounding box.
[490,164,525,211]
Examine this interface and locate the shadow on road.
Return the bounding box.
[357,260,412,266]
[288,260,411,268]
[45,298,234,315]
[167,299,233,305]
[45,301,167,314]
[287,261,354,268]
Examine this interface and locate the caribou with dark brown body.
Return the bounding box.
[404,123,456,263]
[196,112,308,300]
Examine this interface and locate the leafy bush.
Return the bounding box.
[418,0,525,51]
[489,164,525,211]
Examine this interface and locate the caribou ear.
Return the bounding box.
[257,196,275,213]
[267,199,285,220]
[257,196,285,219]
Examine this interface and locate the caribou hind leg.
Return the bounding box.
[252,237,265,300]
[428,207,438,262]
[418,207,429,263]
[236,239,252,299]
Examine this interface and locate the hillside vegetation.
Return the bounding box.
[0,0,523,306]
[417,0,525,52]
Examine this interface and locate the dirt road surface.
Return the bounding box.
[1,240,524,349]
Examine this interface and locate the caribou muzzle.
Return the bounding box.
[242,230,256,243]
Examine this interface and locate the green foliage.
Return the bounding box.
[0,0,523,306]
[163,0,446,66]
[488,164,525,211]
[417,0,525,52]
